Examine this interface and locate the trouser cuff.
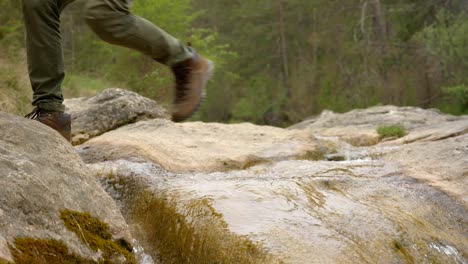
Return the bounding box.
[37,102,65,112]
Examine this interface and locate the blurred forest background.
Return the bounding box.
[1,0,467,126]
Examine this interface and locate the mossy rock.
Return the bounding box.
[9,238,94,264]
[60,210,136,264]
[132,190,277,264]
[0,258,12,264]
[7,210,135,264]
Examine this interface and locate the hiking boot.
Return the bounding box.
[25,107,71,142]
[171,50,214,122]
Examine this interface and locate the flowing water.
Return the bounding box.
[133,239,155,264]
[93,137,468,264]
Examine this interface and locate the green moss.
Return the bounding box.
[319,180,347,196]
[297,150,325,161]
[325,154,346,161]
[131,190,278,264]
[377,125,407,139]
[0,258,12,264]
[297,181,326,209]
[221,158,270,171]
[9,238,95,264]
[60,210,136,264]
[393,241,415,264]
[240,159,270,170]
[322,167,355,176]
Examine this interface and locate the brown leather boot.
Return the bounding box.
[171,50,214,122]
[25,107,71,142]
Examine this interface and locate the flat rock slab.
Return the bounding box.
[0,112,132,262]
[90,159,468,264]
[291,106,466,146]
[379,133,468,203]
[387,118,468,145]
[65,88,168,145]
[78,119,327,173]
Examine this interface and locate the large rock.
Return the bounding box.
[65,88,168,145]
[89,159,468,264]
[78,119,329,173]
[71,101,467,263]
[378,133,468,203]
[0,112,134,263]
[290,106,466,146]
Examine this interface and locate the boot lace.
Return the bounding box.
[25,107,41,119]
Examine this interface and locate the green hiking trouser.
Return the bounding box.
[21,0,193,112]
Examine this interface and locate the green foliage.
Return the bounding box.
[231,73,276,123]
[0,55,31,115]
[439,85,468,114]
[0,0,23,51]
[63,74,116,98]
[416,10,468,114]
[377,125,407,139]
[132,0,194,36]
[417,10,468,70]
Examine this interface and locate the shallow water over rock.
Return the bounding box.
[90,159,467,264]
[79,119,328,173]
[75,104,468,264]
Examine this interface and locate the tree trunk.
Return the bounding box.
[371,0,387,46]
[278,0,291,99]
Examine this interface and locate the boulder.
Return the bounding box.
[89,159,468,264]
[78,119,329,173]
[0,112,135,263]
[65,88,168,145]
[290,106,465,146]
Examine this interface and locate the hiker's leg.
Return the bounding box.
[21,0,74,112]
[85,0,192,66]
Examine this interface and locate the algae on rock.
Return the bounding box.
[124,189,276,264]
[61,210,136,264]
[8,210,137,264]
[9,238,94,264]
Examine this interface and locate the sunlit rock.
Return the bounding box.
[78,119,329,173]
[65,88,168,145]
[291,105,466,146]
[378,133,468,203]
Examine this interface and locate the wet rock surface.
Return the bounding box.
[65,88,168,145]
[78,119,328,173]
[78,103,467,264]
[89,159,467,264]
[0,112,133,263]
